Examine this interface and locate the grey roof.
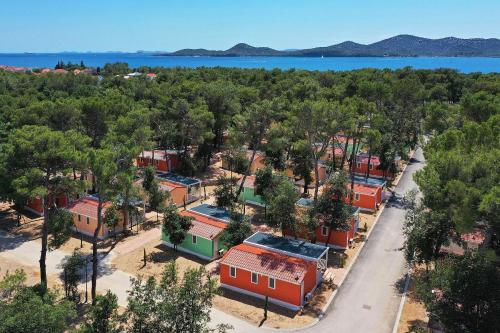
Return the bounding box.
[188,204,232,223]
[352,175,386,187]
[156,172,200,186]
[296,198,314,207]
[244,232,328,261]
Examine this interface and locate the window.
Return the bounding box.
[369,164,373,170]
[268,277,275,289]
[321,226,329,237]
[230,266,237,278]
[355,193,360,201]
[192,235,197,244]
[78,214,81,222]
[251,272,258,284]
[356,162,361,169]
[86,217,90,225]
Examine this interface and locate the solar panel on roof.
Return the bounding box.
[352,175,386,187]
[155,172,200,186]
[244,232,328,261]
[296,198,314,207]
[188,204,232,222]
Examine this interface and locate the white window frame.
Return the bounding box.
[321,226,329,237]
[230,266,237,278]
[268,277,276,289]
[355,193,360,201]
[192,235,197,244]
[251,272,258,284]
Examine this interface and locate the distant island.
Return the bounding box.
[158,35,500,57]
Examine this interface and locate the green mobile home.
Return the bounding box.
[161,204,231,260]
[238,175,265,206]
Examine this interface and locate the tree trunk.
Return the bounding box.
[325,227,332,247]
[235,148,257,199]
[124,187,130,230]
[340,136,350,170]
[366,150,372,179]
[39,196,49,286]
[331,147,337,172]
[313,158,320,200]
[91,197,104,305]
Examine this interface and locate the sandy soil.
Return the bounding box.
[111,239,204,279]
[397,270,428,333]
[213,282,334,329]
[0,255,62,290]
[0,202,44,240]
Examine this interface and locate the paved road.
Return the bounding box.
[304,147,426,333]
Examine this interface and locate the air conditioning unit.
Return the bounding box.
[218,249,225,256]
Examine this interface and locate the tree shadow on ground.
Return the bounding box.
[149,243,207,266]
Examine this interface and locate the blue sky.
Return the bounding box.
[0,0,498,52]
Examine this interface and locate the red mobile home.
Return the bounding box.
[352,153,394,180]
[25,194,69,216]
[286,202,360,249]
[220,232,328,310]
[136,150,181,172]
[345,183,382,212]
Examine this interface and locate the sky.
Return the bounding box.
[0,0,499,52]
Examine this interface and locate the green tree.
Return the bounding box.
[0,270,76,333]
[162,205,193,250]
[266,177,299,234]
[254,165,274,198]
[124,261,222,333]
[104,203,121,238]
[314,171,352,246]
[213,176,237,211]
[416,252,500,333]
[148,178,169,222]
[80,291,120,333]
[61,249,86,303]
[1,125,89,286]
[290,139,313,195]
[220,217,253,248]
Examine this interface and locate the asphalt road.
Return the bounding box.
[309,147,426,333]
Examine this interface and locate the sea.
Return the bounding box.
[0,53,499,73]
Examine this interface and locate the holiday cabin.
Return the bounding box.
[136,149,181,172]
[287,202,360,250]
[345,183,382,212]
[352,153,395,180]
[220,232,328,310]
[237,175,265,206]
[162,204,235,260]
[68,195,124,239]
[155,172,201,206]
[221,150,266,175]
[25,194,69,216]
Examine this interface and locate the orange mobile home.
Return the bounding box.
[220,232,328,310]
[25,194,69,216]
[67,196,126,240]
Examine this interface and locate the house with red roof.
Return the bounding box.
[136,149,181,172]
[162,204,235,260]
[344,183,382,212]
[220,232,328,310]
[67,195,125,239]
[352,153,395,180]
[286,200,360,249]
[25,194,69,216]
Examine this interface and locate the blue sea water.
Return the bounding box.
[0,53,499,73]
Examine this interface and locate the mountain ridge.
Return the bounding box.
[159,35,500,57]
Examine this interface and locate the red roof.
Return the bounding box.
[139,149,180,160]
[188,220,224,239]
[146,73,157,77]
[238,175,256,188]
[67,196,112,218]
[180,211,228,229]
[221,244,312,284]
[351,183,378,196]
[159,180,184,190]
[461,229,486,245]
[356,153,380,165]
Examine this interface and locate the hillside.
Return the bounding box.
[161,35,500,57]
